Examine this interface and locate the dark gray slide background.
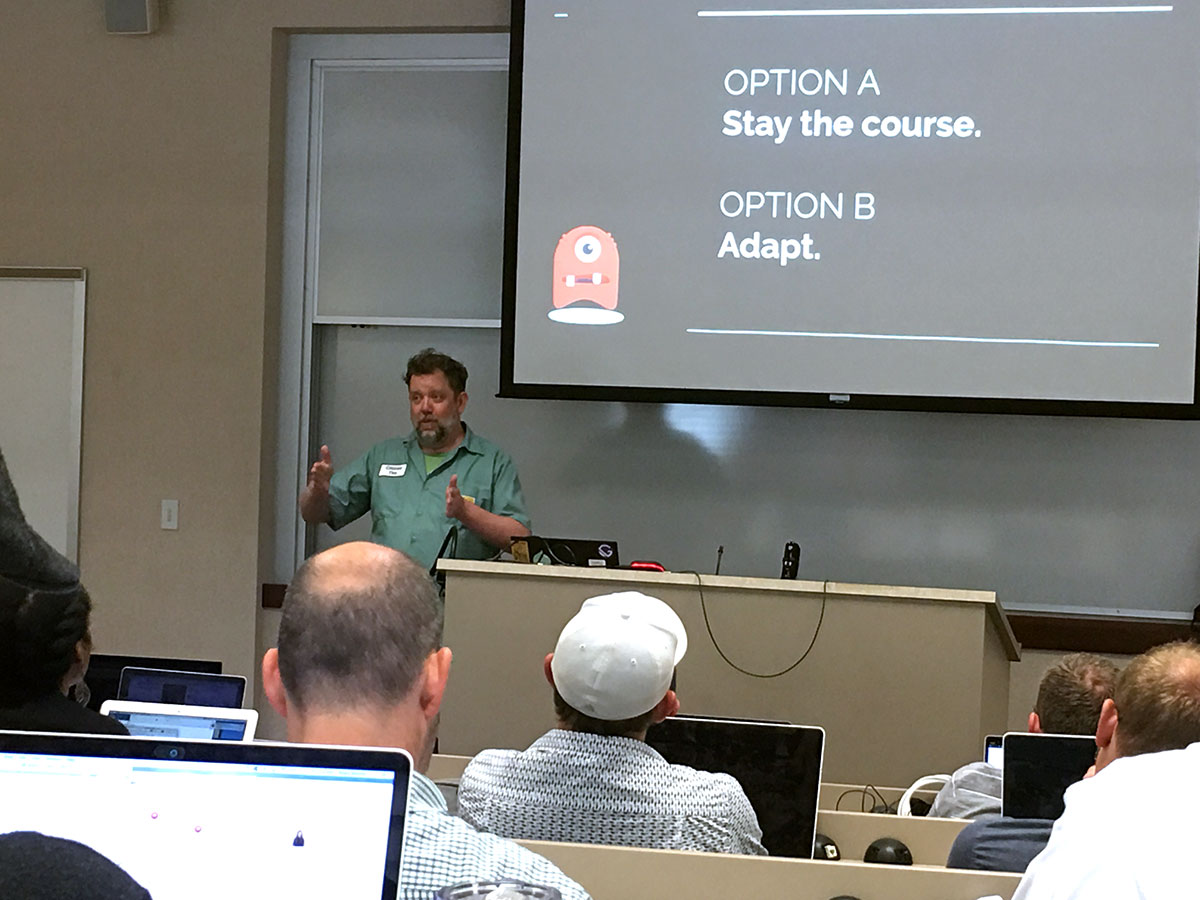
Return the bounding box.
[512,1,1200,402]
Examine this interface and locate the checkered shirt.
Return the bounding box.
[457,729,767,856]
[402,771,590,900]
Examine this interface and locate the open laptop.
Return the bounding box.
[510,535,620,568]
[646,715,825,858]
[100,700,258,742]
[984,734,1004,768]
[118,667,246,709]
[80,655,222,712]
[0,730,411,900]
[1002,732,1096,819]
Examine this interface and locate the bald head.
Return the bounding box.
[1111,641,1200,759]
[276,542,443,713]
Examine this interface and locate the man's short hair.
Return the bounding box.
[552,687,659,739]
[404,348,468,395]
[1033,652,1119,735]
[1111,641,1200,758]
[277,546,443,712]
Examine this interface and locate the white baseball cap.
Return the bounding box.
[550,591,688,721]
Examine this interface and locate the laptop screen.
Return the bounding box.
[0,732,410,900]
[1002,732,1096,820]
[646,716,824,858]
[119,668,246,708]
[102,703,256,742]
[81,655,222,712]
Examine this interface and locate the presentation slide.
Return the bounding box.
[506,2,1200,409]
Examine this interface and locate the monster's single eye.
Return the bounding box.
[574,235,602,263]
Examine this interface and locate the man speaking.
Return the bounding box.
[299,349,531,568]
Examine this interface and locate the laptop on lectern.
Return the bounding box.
[0,730,411,900]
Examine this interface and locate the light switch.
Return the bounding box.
[160,499,179,530]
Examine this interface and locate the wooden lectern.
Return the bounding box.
[437,560,1019,786]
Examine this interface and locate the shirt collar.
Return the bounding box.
[533,728,668,762]
[409,771,447,810]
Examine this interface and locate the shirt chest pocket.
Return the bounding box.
[464,486,492,511]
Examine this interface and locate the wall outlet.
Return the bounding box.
[160,499,179,530]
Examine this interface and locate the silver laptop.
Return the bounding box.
[0,730,411,899]
[100,700,258,742]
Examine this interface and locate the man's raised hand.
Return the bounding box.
[445,473,467,520]
[308,445,333,494]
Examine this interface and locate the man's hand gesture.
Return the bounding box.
[307,445,333,496]
[299,445,335,525]
[446,474,468,521]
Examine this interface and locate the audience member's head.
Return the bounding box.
[1029,652,1120,735]
[546,591,687,740]
[0,448,94,706]
[1094,641,1200,771]
[262,541,450,770]
[0,831,152,900]
[0,581,94,706]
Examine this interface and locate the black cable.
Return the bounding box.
[835,788,873,812]
[834,784,894,814]
[518,535,575,567]
[865,784,895,814]
[684,571,826,679]
[546,540,577,566]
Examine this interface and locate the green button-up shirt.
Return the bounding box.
[328,424,531,569]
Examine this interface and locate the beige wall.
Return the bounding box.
[0,1,506,685]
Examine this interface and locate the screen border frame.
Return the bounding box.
[0,730,411,900]
[1000,731,1097,819]
[645,714,825,859]
[499,0,1200,420]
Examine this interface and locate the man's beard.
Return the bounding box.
[416,420,449,449]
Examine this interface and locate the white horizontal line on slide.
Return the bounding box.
[697,6,1173,18]
[685,328,1160,348]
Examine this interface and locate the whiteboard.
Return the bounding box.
[0,268,86,562]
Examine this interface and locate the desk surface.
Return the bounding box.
[519,839,1022,900]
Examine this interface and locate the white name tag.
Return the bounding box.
[378,464,407,477]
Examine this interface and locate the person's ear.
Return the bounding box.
[418,647,453,723]
[1028,711,1042,734]
[1093,698,1120,772]
[544,653,555,687]
[262,649,289,719]
[71,638,90,675]
[61,638,91,692]
[651,690,680,725]
[455,391,468,415]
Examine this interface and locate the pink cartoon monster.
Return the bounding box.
[549,225,623,325]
